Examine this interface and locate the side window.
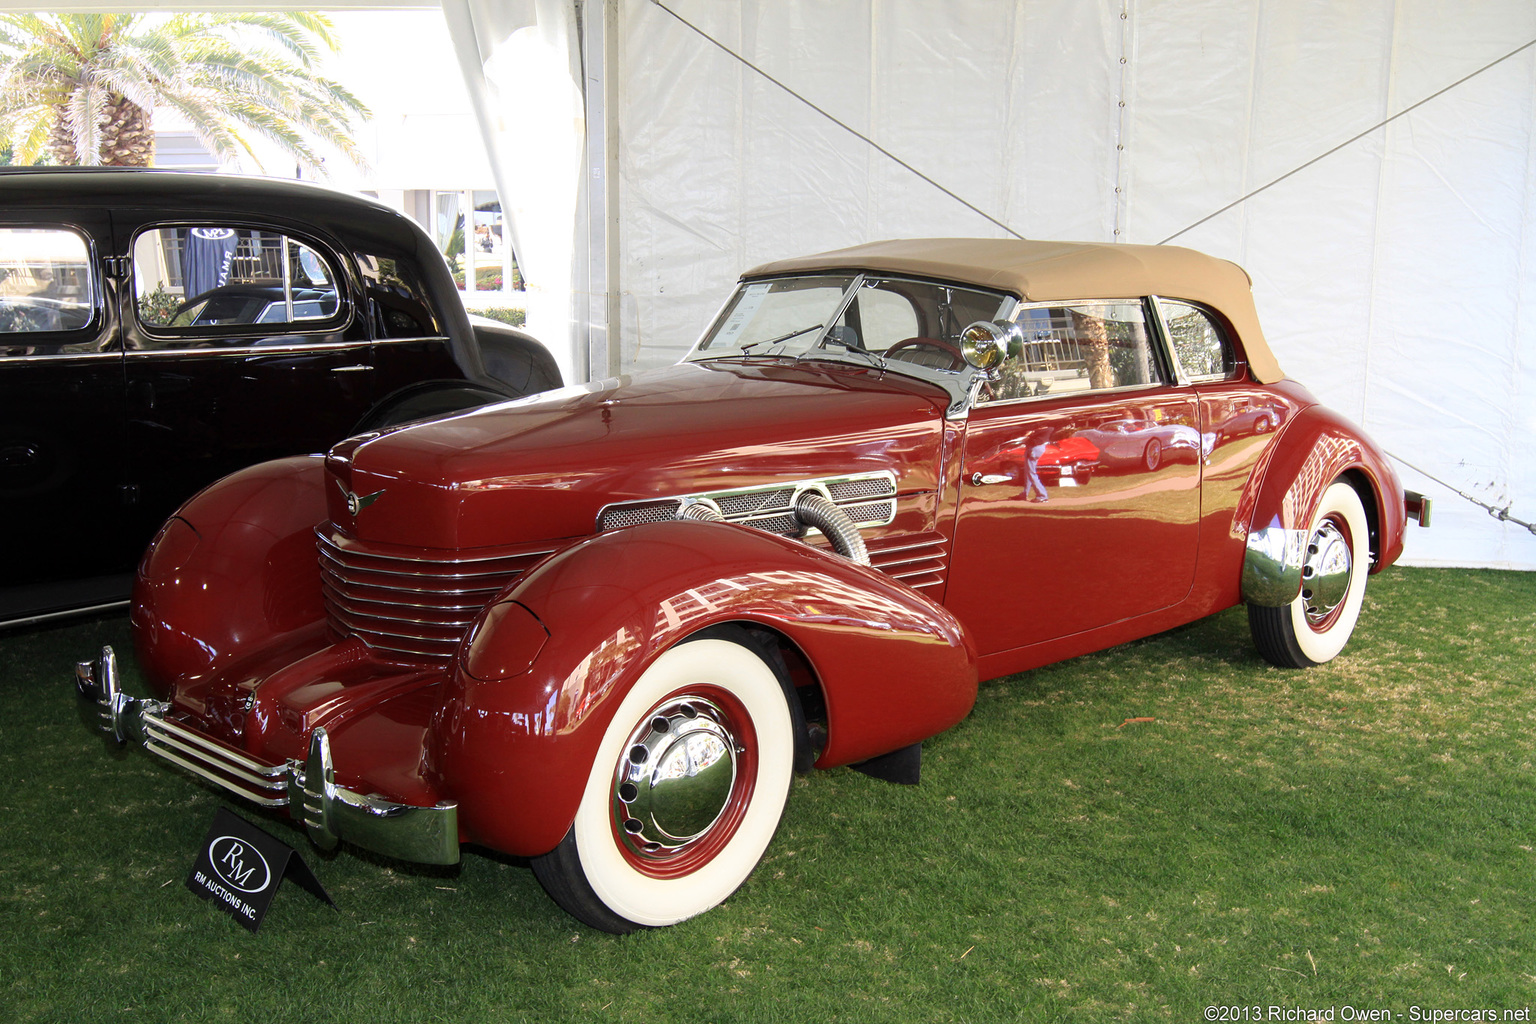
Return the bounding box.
[132,226,341,339]
[1159,299,1236,381]
[847,286,918,348]
[0,227,96,346]
[986,300,1159,403]
[356,253,440,338]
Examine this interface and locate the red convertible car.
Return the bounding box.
[76,238,1430,933]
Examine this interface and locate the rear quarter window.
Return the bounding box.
[356,253,440,338]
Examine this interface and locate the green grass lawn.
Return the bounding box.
[2,566,1533,1022]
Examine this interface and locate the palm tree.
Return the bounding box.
[0,12,369,173]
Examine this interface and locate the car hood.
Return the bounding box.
[326,360,950,549]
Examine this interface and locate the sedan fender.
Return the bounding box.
[432,519,978,857]
[1240,404,1407,607]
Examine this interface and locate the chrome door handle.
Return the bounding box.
[330,364,373,373]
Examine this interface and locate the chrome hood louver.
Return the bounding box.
[597,473,897,536]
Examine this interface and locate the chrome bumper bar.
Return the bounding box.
[75,646,459,865]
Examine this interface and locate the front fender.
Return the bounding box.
[432,520,977,857]
[132,456,329,697]
[1240,404,1405,606]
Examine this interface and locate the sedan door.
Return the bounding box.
[120,222,377,547]
[0,215,133,614]
[946,299,1202,658]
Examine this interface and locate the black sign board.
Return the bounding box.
[186,807,334,932]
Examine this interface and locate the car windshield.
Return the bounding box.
[687,273,1013,379]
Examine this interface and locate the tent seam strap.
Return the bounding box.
[1159,36,1536,245]
[649,0,1025,240]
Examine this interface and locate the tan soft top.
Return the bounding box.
[745,238,1283,384]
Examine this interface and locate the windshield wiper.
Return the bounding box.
[739,323,825,353]
[805,334,887,371]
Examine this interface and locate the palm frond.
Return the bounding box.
[65,76,104,164]
[0,10,371,171]
[18,113,52,163]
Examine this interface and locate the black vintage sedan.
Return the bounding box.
[0,168,560,627]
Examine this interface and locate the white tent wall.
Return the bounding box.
[443,0,586,385]
[613,0,1536,570]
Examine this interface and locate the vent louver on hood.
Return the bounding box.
[596,473,897,537]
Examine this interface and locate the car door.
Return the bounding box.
[120,220,377,547]
[0,214,134,609]
[946,299,1202,658]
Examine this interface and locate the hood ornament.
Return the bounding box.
[336,479,384,516]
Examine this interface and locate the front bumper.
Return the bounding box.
[75,645,460,866]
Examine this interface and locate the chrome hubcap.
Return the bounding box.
[1300,519,1352,627]
[614,698,740,860]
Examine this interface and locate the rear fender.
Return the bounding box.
[1240,406,1406,606]
[432,519,977,857]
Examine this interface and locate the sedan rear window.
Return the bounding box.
[133,226,341,335]
[0,227,95,335]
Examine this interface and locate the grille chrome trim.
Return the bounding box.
[596,471,898,535]
[317,529,553,663]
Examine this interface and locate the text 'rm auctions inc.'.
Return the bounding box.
[1205,1007,1531,1022]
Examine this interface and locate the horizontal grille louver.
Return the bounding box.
[866,533,951,594]
[317,528,551,664]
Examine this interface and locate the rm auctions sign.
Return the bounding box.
[186,807,333,932]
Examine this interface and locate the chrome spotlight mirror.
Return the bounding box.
[960,321,1016,371]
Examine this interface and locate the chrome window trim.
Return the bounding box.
[1146,294,1189,386]
[123,339,369,358]
[968,380,1170,413]
[370,333,454,348]
[0,350,122,364]
[0,222,104,345]
[967,296,1171,412]
[128,220,354,345]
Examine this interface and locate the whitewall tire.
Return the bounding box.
[532,629,795,932]
[1250,481,1371,668]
